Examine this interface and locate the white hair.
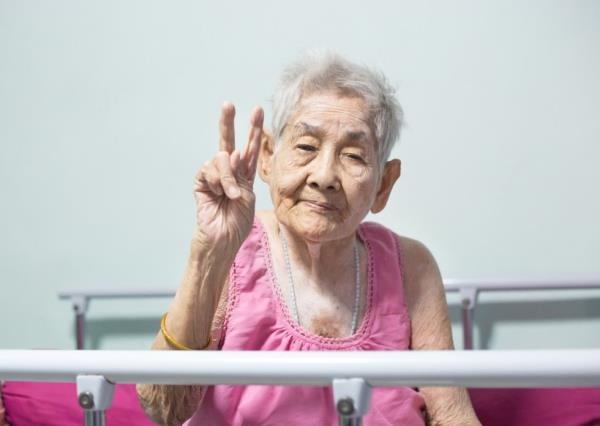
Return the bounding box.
[271,51,403,168]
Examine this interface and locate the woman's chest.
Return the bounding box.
[275,272,369,339]
[294,291,355,338]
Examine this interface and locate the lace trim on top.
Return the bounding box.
[257,218,375,349]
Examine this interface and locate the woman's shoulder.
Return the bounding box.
[397,236,437,267]
[361,221,431,254]
[362,221,438,282]
[395,235,445,313]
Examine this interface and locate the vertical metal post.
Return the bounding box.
[339,416,362,426]
[332,378,372,426]
[72,296,89,350]
[76,312,86,350]
[84,411,105,426]
[76,375,115,426]
[459,288,478,350]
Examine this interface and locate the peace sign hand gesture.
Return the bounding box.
[193,102,264,251]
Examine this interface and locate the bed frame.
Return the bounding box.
[0,279,598,425]
[58,278,600,350]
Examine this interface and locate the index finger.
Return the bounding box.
[219,102,236,153]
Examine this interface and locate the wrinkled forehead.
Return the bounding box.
[282,91,377,146]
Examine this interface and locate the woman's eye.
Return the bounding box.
[297,144,316,152]
[345,153,364,162]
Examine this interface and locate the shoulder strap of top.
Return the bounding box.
[360,222,410,317]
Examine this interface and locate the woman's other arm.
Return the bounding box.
[400,237,481,426]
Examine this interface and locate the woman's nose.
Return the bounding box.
[307,152,341,192]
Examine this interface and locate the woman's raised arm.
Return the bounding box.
[136,103,264,425]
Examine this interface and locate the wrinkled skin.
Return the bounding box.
[260,91,400,247]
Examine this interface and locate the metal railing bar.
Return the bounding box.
[1,349,600,388]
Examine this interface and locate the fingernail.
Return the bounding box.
[252,107,263,124]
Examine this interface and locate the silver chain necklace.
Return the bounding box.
[280,231,361,335]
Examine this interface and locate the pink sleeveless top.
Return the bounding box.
[184,218,426,425]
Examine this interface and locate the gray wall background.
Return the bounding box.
[1,0,599,350]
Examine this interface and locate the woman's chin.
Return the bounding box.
[284,215,348,243]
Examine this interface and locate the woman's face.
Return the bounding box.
[264,91,386,242]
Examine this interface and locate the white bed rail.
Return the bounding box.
[2,349,600,426]
[2,349,600,387]
[58,278,600,350]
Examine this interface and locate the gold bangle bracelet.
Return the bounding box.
[160,313,211,350]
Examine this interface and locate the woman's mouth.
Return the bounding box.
[302,200,338,212]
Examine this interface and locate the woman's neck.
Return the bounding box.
[278,221,357,290]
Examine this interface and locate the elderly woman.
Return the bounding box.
[137,53,481,425]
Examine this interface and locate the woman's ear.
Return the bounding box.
[371,159,401,214]
[258,129,275,183]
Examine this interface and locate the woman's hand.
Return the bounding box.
[193,102,264,250]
